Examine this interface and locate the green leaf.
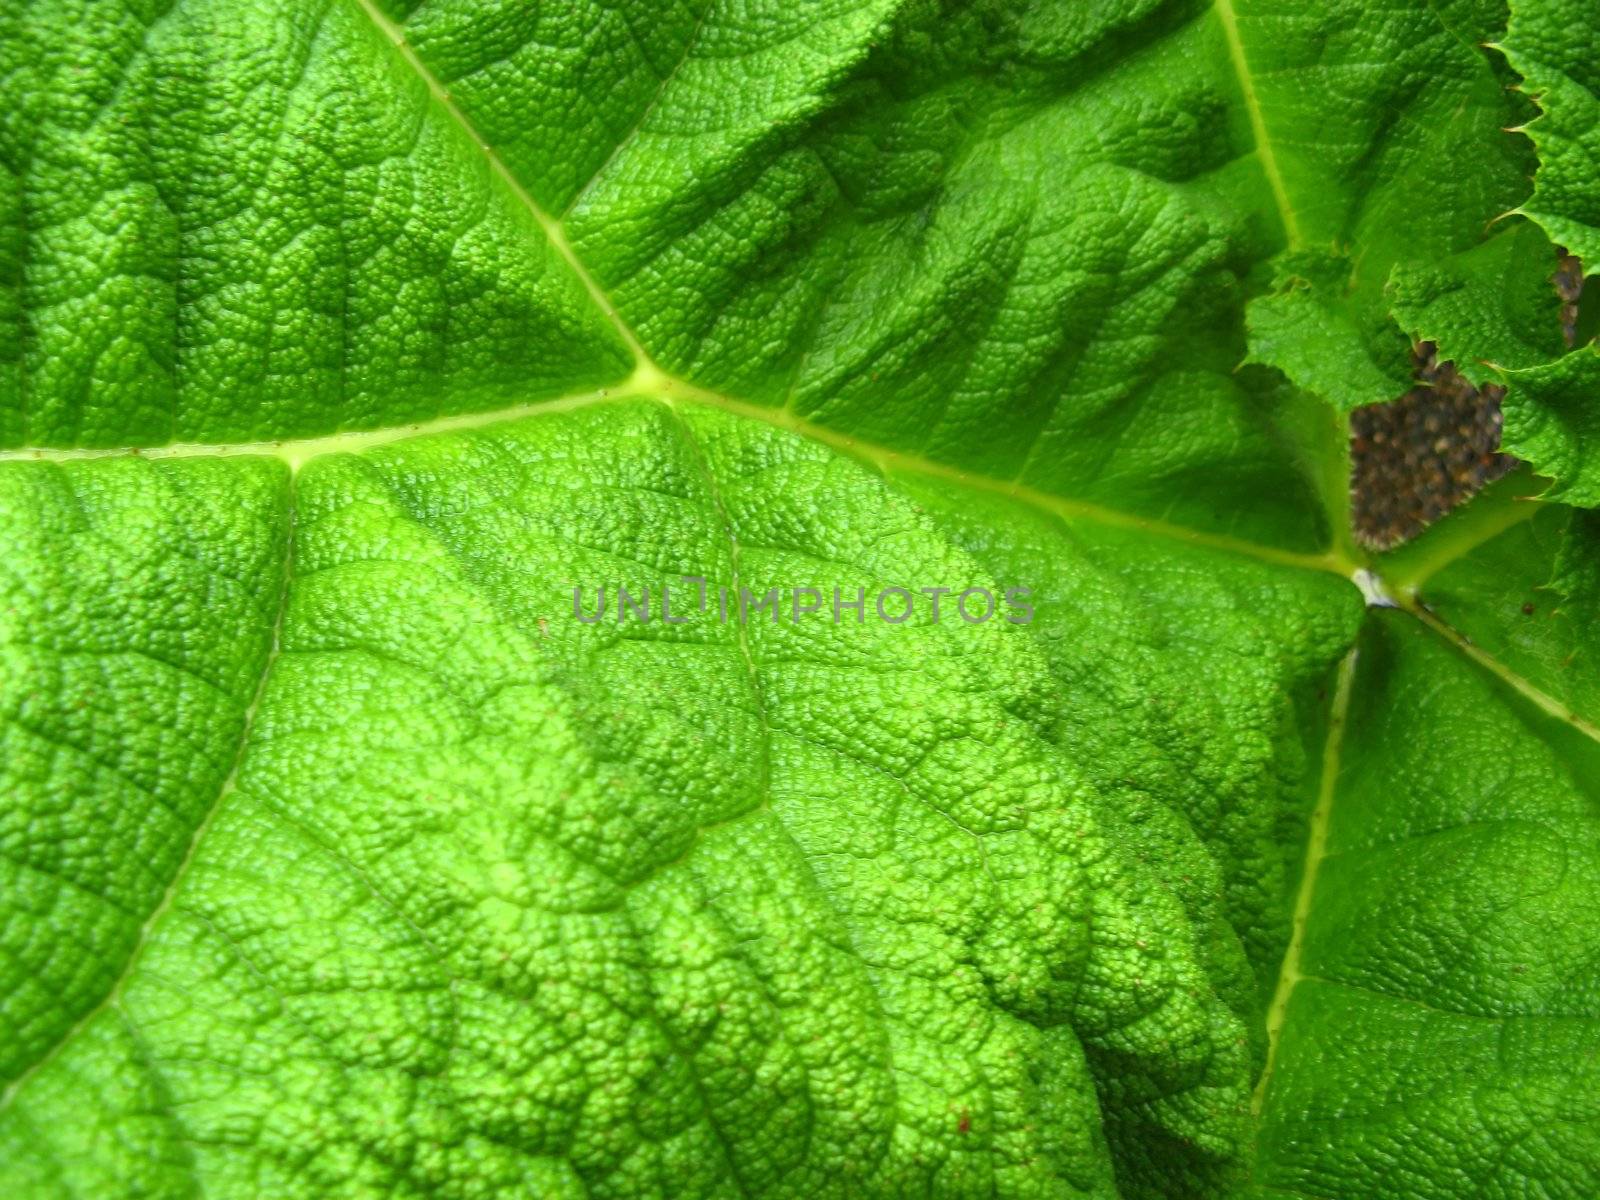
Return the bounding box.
[1248,250,1416,414]
[1502,0,1600,266]
[1233,0,1535,410]
[1500,350,1600,506]
[1253,608,1600,1199]
[1385,0,1600,505]
[1,2,1597,1198]
[1384,473,1600,728]
[1388,220,1600,504]
[0,0,634,447]
[1388,223,1569,384]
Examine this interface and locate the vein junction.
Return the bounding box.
[338,0,1596,751]
[0,0,1344,581]
[0,1,1589,843]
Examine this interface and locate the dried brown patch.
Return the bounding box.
[1556,252,1585,347]
[1350,344,1518,551]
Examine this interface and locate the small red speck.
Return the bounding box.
[957,1110,971,1135]
[1522,602,1536,616]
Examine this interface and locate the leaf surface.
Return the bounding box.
[1,2,1598,1197]
[1502,0,1600,265]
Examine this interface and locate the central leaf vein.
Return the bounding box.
[1215,0,1303,248]
[351,0,655,367]
[1252,644,1357,1116]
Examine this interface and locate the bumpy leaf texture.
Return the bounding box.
[0,1,1596,1197]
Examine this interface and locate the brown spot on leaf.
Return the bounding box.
[1350,343,1518,550]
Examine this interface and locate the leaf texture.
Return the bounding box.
[1,2,1597,1197]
